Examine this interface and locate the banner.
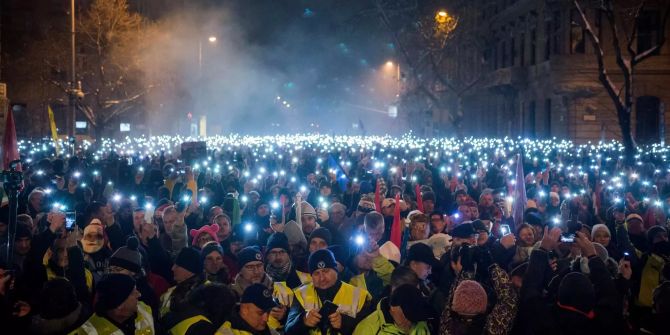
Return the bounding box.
[47,105,60,156]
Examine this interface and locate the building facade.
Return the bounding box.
[444,0,670,144]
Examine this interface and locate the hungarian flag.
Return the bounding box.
[390,193,402,248]
[3,108,20,171]
[415,184,424,212]
[512,154,527,229]
[374,177,382,212]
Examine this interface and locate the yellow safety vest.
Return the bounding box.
[349,273,367,292]
[159,286,176,317]
[215,321,253,335]
[268,281,294,330]
[296,270,312,285]
[293,282,371,335]
[70,302,154,335]
[46,266,94,294]
[169,315,211,335]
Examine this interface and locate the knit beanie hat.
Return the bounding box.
[626,214,645,236]
[40,278,79,319]
[109,236,143,274]
[284,220,307,247]
[200,241,224,260]
[300,201,317,217]
[327,245,350,267]
[390,284,433,323]
[94,274,136,314]
[266,233,290,255]
[308,249,338,273]
[237,246,263,268]
[309,227,332,246]
[189,224,220,246]
[648,225,668,245]
[451,280,488,316]
[557,272,595,318]
[241,283,278,312]
[175,247,203,275]
[591,224,611,238]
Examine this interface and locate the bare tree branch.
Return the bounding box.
[633,1,670,65]
[574,0,625,110]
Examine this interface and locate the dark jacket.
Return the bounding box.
[439,264,518,335]
[516,248,624,335]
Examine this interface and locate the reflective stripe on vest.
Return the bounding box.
[349,273,367,292]
[273,282,294,307]
[296,271,312,285]
[160,287,176,317]
[75,302,154,335]
[215,321,252,335]
[169,315,211,335]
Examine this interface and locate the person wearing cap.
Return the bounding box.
[625,213,648,251]
[72,274,154,334]
[164,283,236,335]
[514,227,620,334]
[525,211,545,243]
[308,227,332,254]
[230,246,273,299]
[29,278,91,335]
[348,243,392,303]
[297,201,320,241]
[201,241,231,284]
[160,247,205,317]
[630,225,669,316]
[353,284,433,335]
[285,249,372,335]
[472,219,493,248]
[217,283,277,335]
[404,243,437,297]
[131,207,146,238]
[264,233,304,332]
[109,236,161,320]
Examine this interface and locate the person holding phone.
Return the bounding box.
[285,249,372,335]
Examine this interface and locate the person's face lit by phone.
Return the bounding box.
[592,229,611,247]
[301,215,318,234]
[409,260,431,280]
[518,227,535,247]
[256,204,270,217]
[312,268,338,290]
[481,193,494,207]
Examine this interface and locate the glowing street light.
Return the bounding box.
[208,36,217,43]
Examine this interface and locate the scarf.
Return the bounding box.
[266,260,292,282]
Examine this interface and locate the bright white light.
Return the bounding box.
[113,194,122,202]
[354,235,365,246]
[244,223,253,232]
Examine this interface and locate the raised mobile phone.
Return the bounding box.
[65,212,76,231]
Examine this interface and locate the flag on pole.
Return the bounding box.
[374,177,382,212]
[47,105,61,156]
[512,154,527,230]
[415,184,424,213]
[3,107,20,171]
[390,193,402,248]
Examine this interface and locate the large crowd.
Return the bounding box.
[1,134,669,335]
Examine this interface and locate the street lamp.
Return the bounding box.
[198,35,217,75]
[385,60,400,98]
